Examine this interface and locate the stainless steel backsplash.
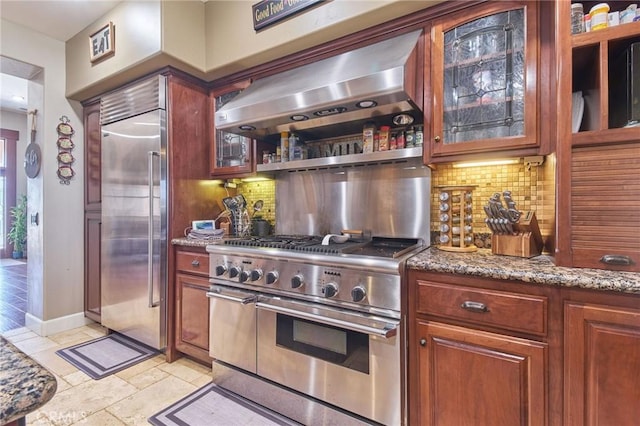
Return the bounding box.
[275,158,431,243]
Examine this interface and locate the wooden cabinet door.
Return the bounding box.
[84,212,101,322]
[429,1,539,160]
[564,302,640,426]
[83,100,101,210]
[175,272,211,362]
[416,320,546,426]
[209,81,256,178]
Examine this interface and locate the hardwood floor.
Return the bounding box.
[0,261,27,333]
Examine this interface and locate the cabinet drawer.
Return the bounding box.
[416,280,547,336]
[176,251,210,277]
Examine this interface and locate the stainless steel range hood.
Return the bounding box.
[215,30,423,138]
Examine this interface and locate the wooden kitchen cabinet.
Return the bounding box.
[408,270,560,426]
[209,80,256,178]
[174,248,212,364]
[564,295,640,425]
[427,1,540,161]
[83,99,101,322]
[555,2,640,271]
[84,212,101,322]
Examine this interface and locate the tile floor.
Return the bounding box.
[0,261,28,333]
[2,324,213,425]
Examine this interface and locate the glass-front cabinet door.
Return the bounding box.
[430,1,538,158]
[210,81,255,177]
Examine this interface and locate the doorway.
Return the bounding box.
[0,129,18,258]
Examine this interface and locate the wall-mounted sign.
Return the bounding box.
[252,0,325,31]
[89,22,114,63]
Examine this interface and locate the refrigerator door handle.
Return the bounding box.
[148,150,160,308]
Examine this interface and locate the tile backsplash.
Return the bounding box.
[233,155,556,253]
[430,155,556,251]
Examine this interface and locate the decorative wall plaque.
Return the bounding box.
[252,0,325,31]
[89,22,114,62]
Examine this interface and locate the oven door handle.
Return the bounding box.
[206,287,257,304]
[255,301,398,339]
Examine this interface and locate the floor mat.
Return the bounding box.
[148,383,301,426]
[56,332,158,380]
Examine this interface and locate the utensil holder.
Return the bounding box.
[436,185,477,252]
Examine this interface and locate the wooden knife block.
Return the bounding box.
[491,211,543,258]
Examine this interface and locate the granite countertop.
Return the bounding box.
[0,336,57,425]
[172,238,640,294]
[408,247,640,294]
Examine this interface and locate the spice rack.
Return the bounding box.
[437,185,477,252]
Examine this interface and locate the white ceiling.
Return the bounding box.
[0,0,122,113]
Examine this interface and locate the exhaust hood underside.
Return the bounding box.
[215,30,424,139]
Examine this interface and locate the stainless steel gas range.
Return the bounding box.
[206,235,425,425]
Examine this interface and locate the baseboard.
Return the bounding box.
[25,312,95,336]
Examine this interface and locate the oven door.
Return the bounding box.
[255,296,401,426]
[207,285,257,374]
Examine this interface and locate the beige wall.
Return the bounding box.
[66,0,440,101]
[204,0,438,80]
[66,1,210,101]
[1,19,86,330]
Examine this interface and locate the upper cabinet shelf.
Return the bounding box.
[257,146,422,172]
[570,18,640,146]
[572,20,640,47]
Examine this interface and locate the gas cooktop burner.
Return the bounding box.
[224,235,421,258]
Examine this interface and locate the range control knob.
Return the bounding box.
[351,286,367,302]
[250,269,263,281]
[322,282,339,298]
[215,265,227,276]
[229,266,242,279]
[239,270,250,283]
[265,271,279,285]
[291,274,304,289]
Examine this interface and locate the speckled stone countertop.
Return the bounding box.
[171,237,222,248]
[0,335,57,425]
[172,238,640,294]
[408,247,640,294]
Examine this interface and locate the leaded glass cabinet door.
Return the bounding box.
[210,81,255,177]
[431,2,538,157]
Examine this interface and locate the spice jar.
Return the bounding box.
[378,126,390,151]
[571,3,584,34]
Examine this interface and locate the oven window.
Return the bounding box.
[276,314,369,374]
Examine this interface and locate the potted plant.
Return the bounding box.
[8,194,27,259]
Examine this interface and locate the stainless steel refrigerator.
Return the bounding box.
[100,75,167,350]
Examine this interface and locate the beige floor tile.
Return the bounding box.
[73,409,125,425]
[30,347,79,377]
[52,373,71,393]
[3,328,40,343]
[1,326,31,338]
[82,324,109,339]
[47,328,98,347]
[124,366,170,390]
[26,409,55,425]
[192,374,213,388]
[12,336,59,355]
[106,375,197,425]
[156,357,210,383]
[40,375,137,426]
[62,370,92,387]
[114,355,164,381]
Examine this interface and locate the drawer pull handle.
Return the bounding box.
[419,338,427,347]
[600,255,634,266]
[191,259,200,267]
[461,301,489,313]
